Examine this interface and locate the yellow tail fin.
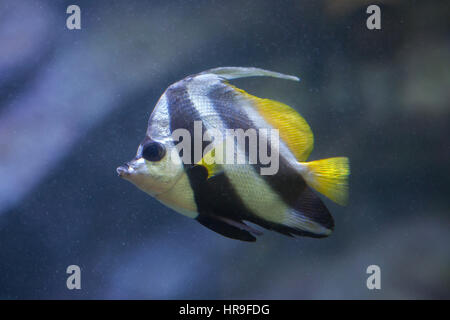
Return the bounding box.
[302,157,350,206]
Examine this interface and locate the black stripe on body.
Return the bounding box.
[165,80,259,241]
[186,165,258,241]
[165,81,209,165]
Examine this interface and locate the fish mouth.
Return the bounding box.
[116,165,130,177]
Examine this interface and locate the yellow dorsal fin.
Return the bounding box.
[229,84,314,162]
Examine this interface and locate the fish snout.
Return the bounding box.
[116,165,127,177]
[116,163,132,177]
[117,158,143,177]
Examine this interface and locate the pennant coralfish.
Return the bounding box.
[117,67,350,241]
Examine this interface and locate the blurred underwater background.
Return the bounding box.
[0,0,449,299]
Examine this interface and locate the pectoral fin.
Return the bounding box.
[195,141,226,179]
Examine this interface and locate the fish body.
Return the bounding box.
[117,67,349,241]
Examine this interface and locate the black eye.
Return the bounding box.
[142,141,166,162]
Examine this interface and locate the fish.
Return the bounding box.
[117,67,350,242]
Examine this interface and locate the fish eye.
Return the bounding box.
[142,141,166,162]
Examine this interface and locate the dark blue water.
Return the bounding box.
[0,0,448,299]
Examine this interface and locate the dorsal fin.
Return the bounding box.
[230,85,314,162]
[197,67,313,161]
[199,66,300,81]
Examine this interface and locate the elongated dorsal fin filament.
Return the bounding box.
[199,67,300,82]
